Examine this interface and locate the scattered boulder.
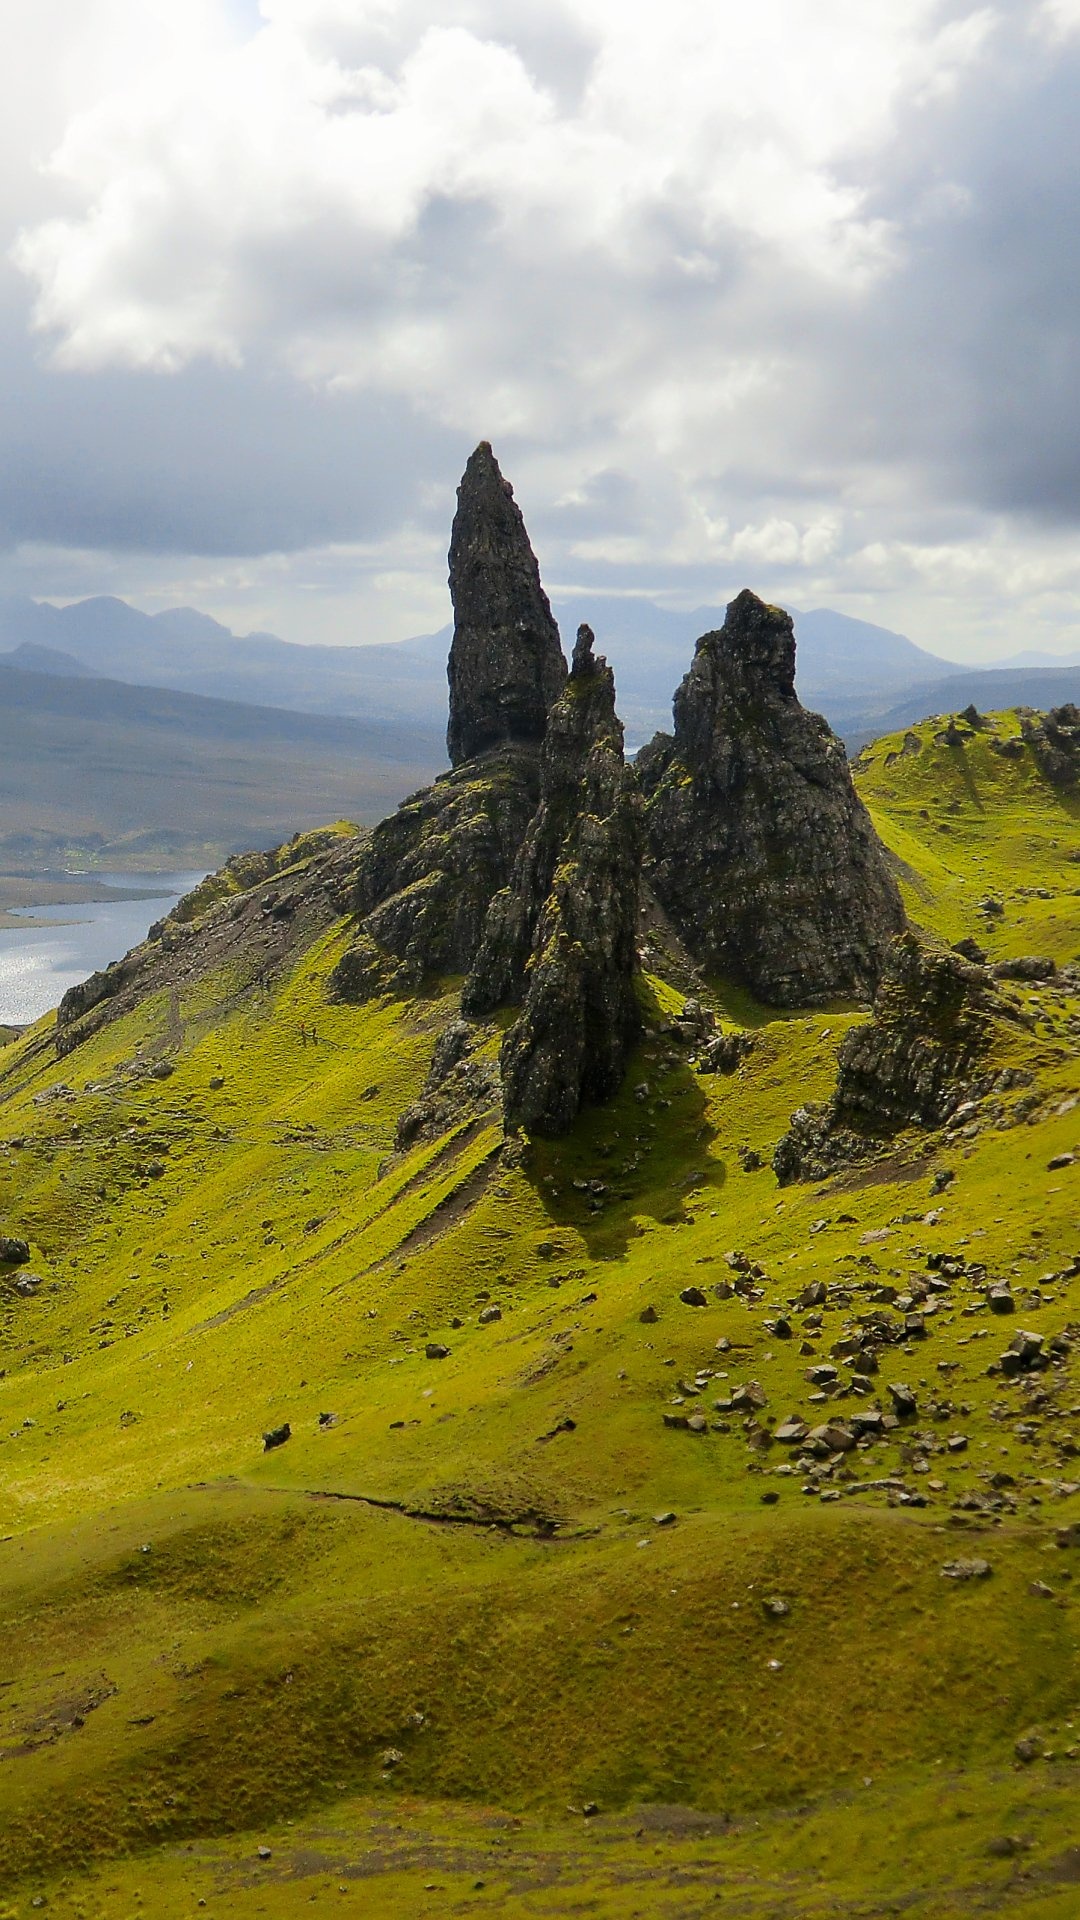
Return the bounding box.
[941,1558,992,1581]
[1000,1330,1046,1377]
[991,955,1057,981]
[679,1286,709,1307]
[0,1237,30,1265]
[262,1423,291,1451]
[425,1343,451,1360]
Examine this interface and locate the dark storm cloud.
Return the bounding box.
[820,11,1080,523]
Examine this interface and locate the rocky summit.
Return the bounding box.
[5,473,1080,1920]
[637,588,906,1004]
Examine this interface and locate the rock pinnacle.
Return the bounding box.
[446,442,567,767]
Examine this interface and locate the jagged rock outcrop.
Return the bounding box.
[446,442,567,768]
[331,752,542,999]
[394,1020,500,1150]
[333,444,569,1002]
[638,590,906,1005]
[773,932,1012,1183]
[1021,704,1080,787]
[466,627,643,1136]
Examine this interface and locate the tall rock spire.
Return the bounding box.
[446,442,567,768]
[637,589,906,1005]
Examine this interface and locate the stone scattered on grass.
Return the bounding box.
[426,1343,450,1360]
[0,1236,30,1264]
[940,1558,992,1581]
[262,1423,291,1451]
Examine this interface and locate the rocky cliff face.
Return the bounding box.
[773,932,1010,1182]
[638,590,906,1005]
[446,442,567,768]
[466,626,643,1136]
[332,751,541,999]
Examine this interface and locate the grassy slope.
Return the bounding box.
[0,714,1079,1916]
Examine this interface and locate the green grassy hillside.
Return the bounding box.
[0,712,1079,1917]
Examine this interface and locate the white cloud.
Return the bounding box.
[9,0,1080,668]
[13,0,989,392]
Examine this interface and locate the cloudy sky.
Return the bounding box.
[4,0,1080,660]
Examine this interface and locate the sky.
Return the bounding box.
[4,0,1080,660]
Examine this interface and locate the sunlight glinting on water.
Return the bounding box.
[0,873,206,1026]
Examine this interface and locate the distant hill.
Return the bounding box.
[0,641,100,678]
[0,661,444,866]
[4,589,1079,758]
[842,666,1080,750]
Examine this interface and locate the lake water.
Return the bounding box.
[0,871,207,1026]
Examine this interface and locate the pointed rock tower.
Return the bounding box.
[466,625,642,1136]
[638,590,905,1005]
[447,442,567,766]
[332,444,565,1000]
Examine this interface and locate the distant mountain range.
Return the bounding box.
[0,591,965,737]
[6,588,1080,746]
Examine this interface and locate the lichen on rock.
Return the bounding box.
[638,589,906,1006]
